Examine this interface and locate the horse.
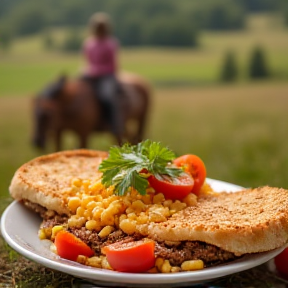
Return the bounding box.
[32,72,150,151]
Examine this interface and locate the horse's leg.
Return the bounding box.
[55,129,62,151]
[115,134,123,146]
[78,131,89,149]
[79,136,87,149]
[132,108,148,144]
[136,89,150,144]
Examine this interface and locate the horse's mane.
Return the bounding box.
[39,75,67,99]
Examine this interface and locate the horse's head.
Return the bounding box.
[32,76,66,150]
[38,75,66,100]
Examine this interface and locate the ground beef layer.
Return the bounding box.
[67,227,238,267]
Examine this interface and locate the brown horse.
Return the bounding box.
[32,72,150,151]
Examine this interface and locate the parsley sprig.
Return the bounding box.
[99,140,182,196]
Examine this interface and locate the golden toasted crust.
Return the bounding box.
[148,186,288,255]
[9,149,108,215]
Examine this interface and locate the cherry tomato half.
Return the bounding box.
[173,154,206,196]
[148,172,194,200]
[102,239,155,273]
[54,230,94,261]
[274,247,288,279]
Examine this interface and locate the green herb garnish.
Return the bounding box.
[99,140,182,196]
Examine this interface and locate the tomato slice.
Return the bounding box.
[173,154,206,196]
[102,239,155,272]
[274,247,288,279]
[54,230,94,261]
[148,172,194,200]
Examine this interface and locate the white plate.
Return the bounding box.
[0,179,285,287]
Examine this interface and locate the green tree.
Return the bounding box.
[0,0,248,42]
[61,30,83,52]
[115,15,143,46]
[0,28,13,50]
[285,8,288,26]
[220,51,238,82]
[248,46,270,79]
[188,0,245,31]
[143,15,198,47]
[11,7,47,36]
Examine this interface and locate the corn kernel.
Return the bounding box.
[76,206,86,217]
[125,206,134,214]
[182,193,197,207]
[148,207,168,222]
[181,260,204,271]
[119,219,136,235]
[171,266,181,273]
[72,178,82,187]
[153,193,165,204]
[77,255,88,265]
[161,260,172,273]
[101,209,115,226]
[136,223,148,235]
[86,256,102,268]
[98,225,114,238]
[68,196,81,213]
[131,200,146,212]
[136,212,149,224]
[92,207,104,220]
[68,216,86,228]
[95,195,103,202]
[51,225,64,239]
[155,257,164,271]
[38,229,47,240]
[141,194,152,205]
[86,201,97,210]
[127,212,137,220]
[83,209,93,220]
[89,181,103,192]
[101,189,113,200]
[146,187,155,194]
[170,201,186,212]
[81,195,95,208]
[102,198,111,209]
[82,179,91,190]
[85,219,100,231]
[163,199,173,207]
[119,214,127,222]
[101,257,112,270]
[122,198,132,207]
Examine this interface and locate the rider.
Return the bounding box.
[81,12,124,144]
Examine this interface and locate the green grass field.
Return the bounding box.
[1,82,288,199]
[0,13,288,201]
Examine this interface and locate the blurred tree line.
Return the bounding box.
[220,46,270,82]
[0,0,287,49]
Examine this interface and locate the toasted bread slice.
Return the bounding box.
[9,149,108,216]
[148,186,288,255]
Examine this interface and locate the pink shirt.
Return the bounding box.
[83,36,118,77]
